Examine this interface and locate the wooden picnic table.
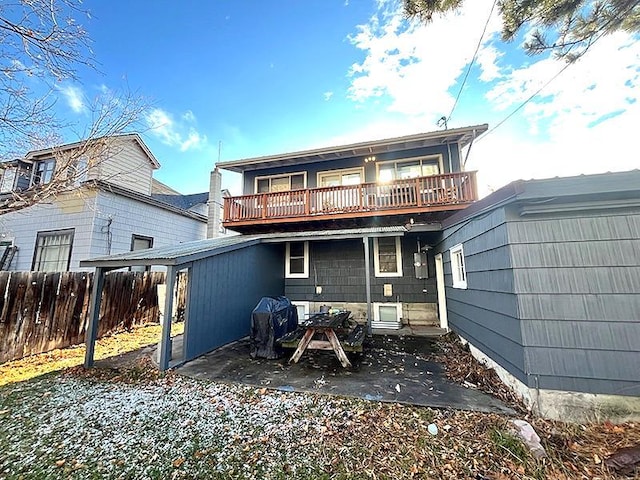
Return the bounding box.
[286,311,356,368]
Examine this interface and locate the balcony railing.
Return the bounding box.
[223,171,477,225]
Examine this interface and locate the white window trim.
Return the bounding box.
[254,171,307,194]
[291,301,310,320]
[375,154,444,181]
[285,241,309,278]
[317,167,365,187]
[372,302,403,327]
[373,236,403,277]
[450,243,467,289]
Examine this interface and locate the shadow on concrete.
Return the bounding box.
[177,335,514,415]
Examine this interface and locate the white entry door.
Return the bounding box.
[434,253,448,330]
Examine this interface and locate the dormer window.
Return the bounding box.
[33,158,55,186]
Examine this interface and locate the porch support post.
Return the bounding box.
[84,266,107,368]
[159,265,177,371]
[363,236,373,336]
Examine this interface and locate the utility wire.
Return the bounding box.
[477,2,635,142]
[446,0,498,125]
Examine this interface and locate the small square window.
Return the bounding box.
[286,241,309,278]
[450,243,467,289]
[32,158,56,186]
[374,237,403,277]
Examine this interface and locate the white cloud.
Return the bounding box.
[323,91,334,101]
[345,0,640,194]
[145,108,207,152]
[59,85,87,114]
[348,0,501,120]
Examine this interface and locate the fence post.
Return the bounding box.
[159,265,176,371]
[84,267,106,368]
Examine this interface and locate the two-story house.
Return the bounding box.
[0,133,210,272]
[217,124,487,330]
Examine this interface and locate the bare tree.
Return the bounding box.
[404,0,640,61]
[0,0,148,214]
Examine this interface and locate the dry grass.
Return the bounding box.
[0,322,184,386]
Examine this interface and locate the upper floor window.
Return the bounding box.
[286,241,309,278]
[0,167,16,193]
[377,156,442,183]
[256,172,306,193]
[374,237,403,277]
[32,158,56,186]
[318,168,363,187]
[32,229,74,272]
[450,243,467,289]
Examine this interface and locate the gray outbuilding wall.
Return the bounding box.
[437,172,640,399]
[438,207,526,384]
[183,243,284,362]
[507,206,640,396]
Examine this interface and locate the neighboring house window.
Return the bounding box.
[0,167,16,193]
[130,235,153,273]
[32,158,56,186]
[286,241,309,278]
[32,229,74,272]
[450,243,467,289]
[377,156,442,182]
[256,172,306,193]
[373,237,403,277]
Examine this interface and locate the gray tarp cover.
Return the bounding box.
[250,296,298,359]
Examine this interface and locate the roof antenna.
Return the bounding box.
[217,140,222,164]
[437,116,448,130]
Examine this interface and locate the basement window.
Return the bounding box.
[286,241,309,278]
[450,243,467,289]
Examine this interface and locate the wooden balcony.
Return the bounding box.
[223,171,478,232]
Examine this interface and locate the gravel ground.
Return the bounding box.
[1,360,638,479]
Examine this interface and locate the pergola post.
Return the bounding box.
[363,236,373,336]
[84,266,106,368]
[159,265,177,371]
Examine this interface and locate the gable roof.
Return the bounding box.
[25,133,161,169]
[152,192,209,210]
[217,124,488,173]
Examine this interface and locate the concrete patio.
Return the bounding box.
[176,333,514,415]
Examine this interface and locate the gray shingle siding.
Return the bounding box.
[284,234,438,305]
[510,210,640,395]
[438,207,526,383]
[440,198,640,397]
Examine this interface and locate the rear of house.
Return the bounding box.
[436,171,640,422]
[218,125,488,329]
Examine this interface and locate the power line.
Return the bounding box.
[477,2,635,142]
[446,0,497,124]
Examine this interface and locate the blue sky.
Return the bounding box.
[50,0,639,196]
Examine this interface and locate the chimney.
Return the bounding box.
[207,168,222,238]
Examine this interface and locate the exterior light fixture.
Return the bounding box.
[364,155,376,163]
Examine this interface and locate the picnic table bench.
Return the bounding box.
[276,311,365,368]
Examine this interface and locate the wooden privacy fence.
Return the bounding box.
[0,270,187,364]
